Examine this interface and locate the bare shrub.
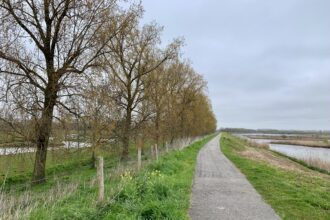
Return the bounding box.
[246,139,270,149]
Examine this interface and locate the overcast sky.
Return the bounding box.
[142,0,330,130]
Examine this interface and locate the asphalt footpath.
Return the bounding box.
[189,135,280,220]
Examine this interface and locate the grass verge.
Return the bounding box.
[221,133,330,220]
[25,135,215,219]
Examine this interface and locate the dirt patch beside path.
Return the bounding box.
[240,148,303,172]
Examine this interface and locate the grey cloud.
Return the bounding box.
[142,0,330,130]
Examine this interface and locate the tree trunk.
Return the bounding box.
[91,128,97,168]
[32,87,57,184]
[151,144,154,159]
[155,110,160,160]
[121,109,131,161]
[121,134,130,161]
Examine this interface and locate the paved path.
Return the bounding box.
[189,135,280,220]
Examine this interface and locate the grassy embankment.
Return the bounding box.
[221,133,330,220]
[2,134,216,219]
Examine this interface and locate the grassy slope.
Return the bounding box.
[28,135,215,219]
[221,133,330,220]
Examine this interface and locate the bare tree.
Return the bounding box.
[82,75,116,166]
[144,64,168,159]
[172,63,206,138]
[0,0,139,184]
[152,60,206,141]
[103,20,181,161]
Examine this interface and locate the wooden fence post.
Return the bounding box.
[97,156,104,202]
[137,145,142,171]
[155,144,159,161]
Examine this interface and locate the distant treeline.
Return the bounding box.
[220,128,330,135]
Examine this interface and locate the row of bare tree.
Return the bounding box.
[0,0,217,184]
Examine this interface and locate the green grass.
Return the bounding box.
[1,138,163,185]
[99,136,215,219]
[221,133,330,220]
[0,145,120,186]
[24,134,216,219]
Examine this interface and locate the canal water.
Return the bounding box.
[244,134,330,164]
[269,143,330,163]
[0,141,91,156]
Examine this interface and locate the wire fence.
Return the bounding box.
[0,135,207,192]
[0,135,210,219]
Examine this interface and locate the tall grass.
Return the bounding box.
[305,157,330,172]
[246,139,270,149]
[0,181,79,220]
[95,136,215,219]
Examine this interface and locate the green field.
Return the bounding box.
[0,144,119,185]
[221,133,330,220]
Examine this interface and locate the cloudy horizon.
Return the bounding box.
[142,0,330,131]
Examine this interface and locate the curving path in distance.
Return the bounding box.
[189,135,280,220]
